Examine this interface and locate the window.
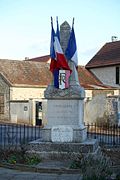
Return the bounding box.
[116,67,119,84]
[0,94,4,114]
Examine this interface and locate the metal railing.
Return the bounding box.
[85,123,120,146]
[0,122,120,149]
[0,123,41,149]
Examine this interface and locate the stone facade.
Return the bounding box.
[85,94,107,124]
[106,96,118,125]
[84,91,120,125]
[0,75,10,121]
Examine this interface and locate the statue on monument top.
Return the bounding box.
[44,17,85,99]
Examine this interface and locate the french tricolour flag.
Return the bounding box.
[53,36,72,71]
[65,18,78,67]
[50,17,72,88]
[50,18,56,73]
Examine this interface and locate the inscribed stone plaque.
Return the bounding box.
[47,100,79,126]
[51,126,73,142]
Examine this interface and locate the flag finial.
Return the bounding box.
[51,17,53,25]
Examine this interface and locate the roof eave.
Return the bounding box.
[11,84,48,88]
[86,62,120,69]
[0,72,12,86]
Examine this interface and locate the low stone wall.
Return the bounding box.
[85,94,119,125]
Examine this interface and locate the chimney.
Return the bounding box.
[111,36,118,42]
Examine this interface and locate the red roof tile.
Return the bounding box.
[0,59,112,89]
[0,59,52,87]
[86,41,120,68]
[25,55,50,63]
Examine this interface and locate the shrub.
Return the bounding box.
[70,151,112,180]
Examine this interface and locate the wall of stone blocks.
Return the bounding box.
[84,90,119,125]
[0,75,10,122]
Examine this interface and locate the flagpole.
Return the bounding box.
[56,16,60,42]
[72,17,74,28]
[56,16,58,23]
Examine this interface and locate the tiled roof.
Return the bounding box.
[25,55,50,63]
[0,59,52,87]
[0,59,112,89]
[86,41,120,68]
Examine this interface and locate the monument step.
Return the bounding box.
[26,139,100,161]
[27,139,98,153]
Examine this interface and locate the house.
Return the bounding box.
[86,40,120,89]
[0,59,52,125]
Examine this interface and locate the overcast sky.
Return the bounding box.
[0,0,120,65]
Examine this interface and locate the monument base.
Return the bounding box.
[41,125,87,143]
[27,139,100,160]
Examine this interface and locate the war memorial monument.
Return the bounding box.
[28,18,99,160]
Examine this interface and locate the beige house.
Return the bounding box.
[0,59,52,125]
[86,40,120,89]
[0,56,117,125]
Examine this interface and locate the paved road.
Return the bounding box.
[0,167,82,180]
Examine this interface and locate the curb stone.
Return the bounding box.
[0,162,81,174]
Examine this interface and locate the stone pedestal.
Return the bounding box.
[41,85,87,143]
